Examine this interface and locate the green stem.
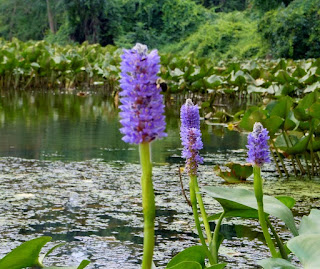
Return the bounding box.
[253,166,278,258]
[139,143,155,269]
[270,148,283,178]
[282,132,298,177]
[210,211,225,264]
[190,175,215,265]
[193,177,212,242]
[271,141,289,178]
[266,218,288,260]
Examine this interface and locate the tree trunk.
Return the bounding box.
[46,0,55,33]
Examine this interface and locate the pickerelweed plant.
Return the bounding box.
[119,43,166,269]
[177,99,226,267]
[246,122,278,257]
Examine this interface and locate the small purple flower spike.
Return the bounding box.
[180,99,203,176]
[119,43,166,144]
[246,122,271,167]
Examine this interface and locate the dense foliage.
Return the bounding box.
[1,39,320,95]
[259,0,320,59]
[0,0,319,60]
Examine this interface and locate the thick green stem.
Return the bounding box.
[253,166,278,258]
[193,177,212,242]
[190,175,215,265]
[139,143,155,269]
[210,211,225,264]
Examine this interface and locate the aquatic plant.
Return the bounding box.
[180,99,203,176]
[119,43,166,269]
[0,236,90,269]
[176,99,227,266]
[119,43,166,144]
[247,122,277,257]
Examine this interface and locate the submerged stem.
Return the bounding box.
[139,143,155,269]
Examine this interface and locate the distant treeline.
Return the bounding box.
[0,0,319,59]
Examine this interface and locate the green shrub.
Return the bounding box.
[259,0,320,59]
[161,12,266,60]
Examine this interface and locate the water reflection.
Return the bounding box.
[0,90,248,163]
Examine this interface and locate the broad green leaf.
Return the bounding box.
[262,116,284,137]
[166,246,206,268]
[204,187,298,236]
[279,135,311,155]
[299,209,320,235]
[207,197,295,222]
[275,196,296,209]
[258,258,296,269]
[287,234,320,268]
[168,261,202,269]
[0,236,52,269]
[239,107,267,131]
[284,111,299,131]
[269,96,293,119]
[214,163,253,183]
[309,102,320,119]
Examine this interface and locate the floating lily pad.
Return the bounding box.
[214,163,253,183]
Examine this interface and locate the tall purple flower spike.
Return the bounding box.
[119,43,166,144]
[246,122,271,167]
[180,99,203,176]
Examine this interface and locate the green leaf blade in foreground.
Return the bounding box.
[204,187,298,236]
[0,236,52,269]
[287,234,320,269]
[258,258,297,269]
[298,209,320,235]
[166,246,206,268]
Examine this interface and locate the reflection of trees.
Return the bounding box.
[0,91,247,162]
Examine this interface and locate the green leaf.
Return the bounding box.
[299,209,320,235]
[262,116,284,137]
[258,258,296,269]
[309,102,320,119]
[279,135,311,155]
[239,107,267,131]
[167,261,202,269]
[166,246,206,268]
[204,187,298,236]
[214,163,253,183]
[287,234,320,268]
[275,196,296,209]
[0,236,52,269]
[269,96,293,119]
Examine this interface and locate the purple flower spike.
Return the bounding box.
[180,99,203,176]
[246,122,271,167]
[119,43,166,144]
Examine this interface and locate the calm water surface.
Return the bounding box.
[0,90,319,268]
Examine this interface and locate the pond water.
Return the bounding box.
[0,90,319,268]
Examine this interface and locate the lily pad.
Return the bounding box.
[214,163,253,183]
